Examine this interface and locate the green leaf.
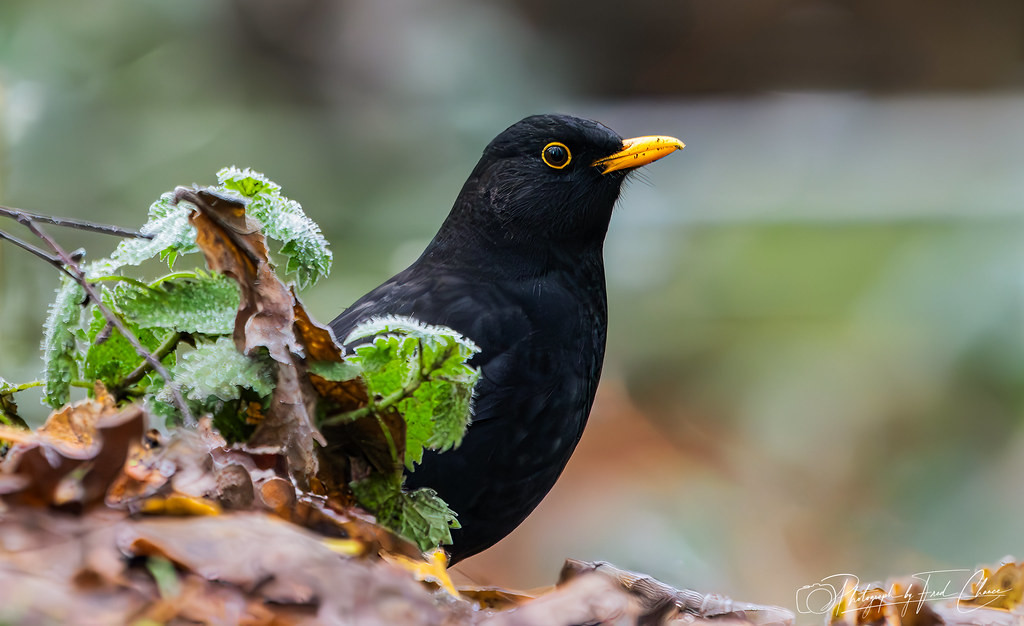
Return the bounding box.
[345,316,480,469]
[83,298,166,389]
[40,275,85,408]
[351,335,418,399]
[144,376,180,429]
[117,271,239,335]
[308,360,362,382]
[107,193,198,271]
[145,556,181,599]
[213,167,332,289]
[215,166,280,198]
[172,337,276,402]
[351,472,460,551]
[0,376,23,427]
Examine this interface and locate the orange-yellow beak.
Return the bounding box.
[592,135,685,174]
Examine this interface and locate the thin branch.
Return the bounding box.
[0,205,152,239]
[0,228,75,278]
[23,220,195,425]
[320,375,422,427]
[118,331,182,389]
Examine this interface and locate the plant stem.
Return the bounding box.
[320,376,422,427]
[118,331,182,389]
[0,205,151,239]
[375,413,399,468]
[21,220,195,425]
[0,228,76,277]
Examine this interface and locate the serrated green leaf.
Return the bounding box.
[344,315,479,469]
[108,195,198,270]
[424,379,474,453]
[83,300,166,389]
[216,166,281,197]
[173,337,275,402]
[213,167,332,289]
[350,472,459,551]
[344,316,479,354]
[41,275,85,408]
[398,487,461,549]
[350,336,418,398]
[117,271,239,334]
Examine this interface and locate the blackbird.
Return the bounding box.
[330,114,683,563]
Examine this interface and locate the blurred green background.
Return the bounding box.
[2,0,1024,616]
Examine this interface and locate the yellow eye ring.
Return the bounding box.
[541,142,572,169]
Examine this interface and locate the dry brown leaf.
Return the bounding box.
[180,187,326,480]
[117,512,462,624]
[562,559,795,626]
[960,561,1024,611]
[458,586,538,611]
[1,401,145,509]
[385,548,460,597]
[830,578,944,626]
[294,297,368,413]
[480,573,638,626]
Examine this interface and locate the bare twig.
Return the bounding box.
[0,228,73,275]
[0,205,152,239]
[118,331,183,389]
[22,220,195,425]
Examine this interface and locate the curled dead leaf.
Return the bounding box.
[179,187,327,480]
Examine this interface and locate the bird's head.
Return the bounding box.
[427,114,684,267]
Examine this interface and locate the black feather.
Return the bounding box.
[330,114,644,563]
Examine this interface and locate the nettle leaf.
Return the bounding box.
[173,338,276,442]
[351,335,418,399]
[108,193,198,271]
[343,316,477,350]
[83,299,167,388]
[350,472,460,551]
[215,166,280,197]
[41,275,85,408]
[214,167,332,289]
[345,315,480,469]
[117,271,239,335]
[173,337,276,402]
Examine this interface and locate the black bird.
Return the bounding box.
[330,114,683,563]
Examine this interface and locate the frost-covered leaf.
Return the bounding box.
[351,472,459,551]
[350,335,418,400]
[344,315,479,354]
[173,337,275,402]
[117,271,239,335]
[41,276,85,408]
[214,167,332,289]
[345,315,479,468]
[215,166,280,198]
[108,193,198,271]
[83,300,167,389]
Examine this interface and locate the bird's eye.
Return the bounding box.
[541,142,571,169]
